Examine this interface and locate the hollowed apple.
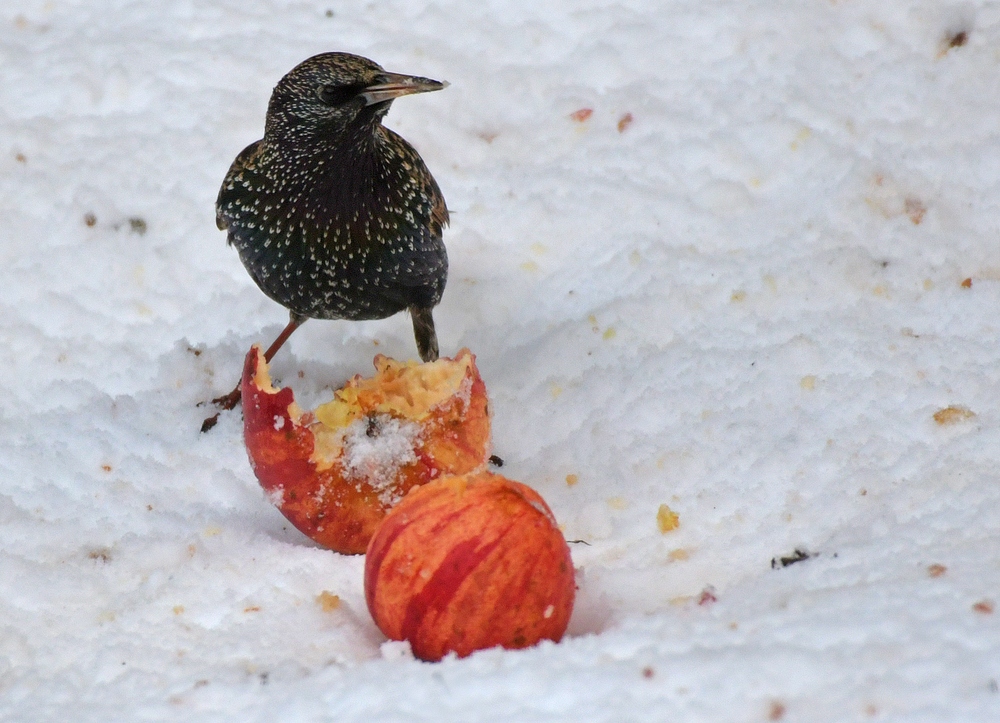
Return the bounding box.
[241,346,491,554]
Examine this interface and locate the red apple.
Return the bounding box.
[241,346,491,554]
[364,471,575,661]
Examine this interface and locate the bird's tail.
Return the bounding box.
[409,306,439,362]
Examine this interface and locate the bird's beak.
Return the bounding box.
[360,73,449,106]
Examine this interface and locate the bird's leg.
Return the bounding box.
[201,313,308,432]
[211,312,307,409]
[410,306,439,362]
[262,312,308,363]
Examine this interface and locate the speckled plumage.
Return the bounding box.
[216,52,449,361]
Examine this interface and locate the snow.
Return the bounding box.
[2,0,1000,720]
[340,414,420,504]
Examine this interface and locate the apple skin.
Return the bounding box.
[364,471,575,661]
[241,346,491,554]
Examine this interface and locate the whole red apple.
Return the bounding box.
[364,471,575,661]
[241,346,491,554]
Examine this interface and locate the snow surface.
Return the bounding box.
[2,1,1000,720]
[340,414,420,505]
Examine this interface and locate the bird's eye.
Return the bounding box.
[316,84,362,106]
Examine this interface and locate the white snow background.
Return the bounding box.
[2,1,999,720]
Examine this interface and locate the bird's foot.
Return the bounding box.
[199,387,242,433]
[212,387,242,410]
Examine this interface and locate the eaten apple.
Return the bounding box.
[364,471,575,661]
[241,346,491,554]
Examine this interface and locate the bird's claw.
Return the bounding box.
[200,413,221,434]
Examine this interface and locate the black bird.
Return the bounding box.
[209,52,449,416]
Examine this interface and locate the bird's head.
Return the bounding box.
[264,52,447,147]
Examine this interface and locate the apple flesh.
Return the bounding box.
[241,346,491,554]
[364,471,575,661]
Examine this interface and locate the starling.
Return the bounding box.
[208,52,449,418]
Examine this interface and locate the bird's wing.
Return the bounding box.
[428,172,450,236]
[215,140,263,232]
[366,130,450,307]
[377,207,448,310]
